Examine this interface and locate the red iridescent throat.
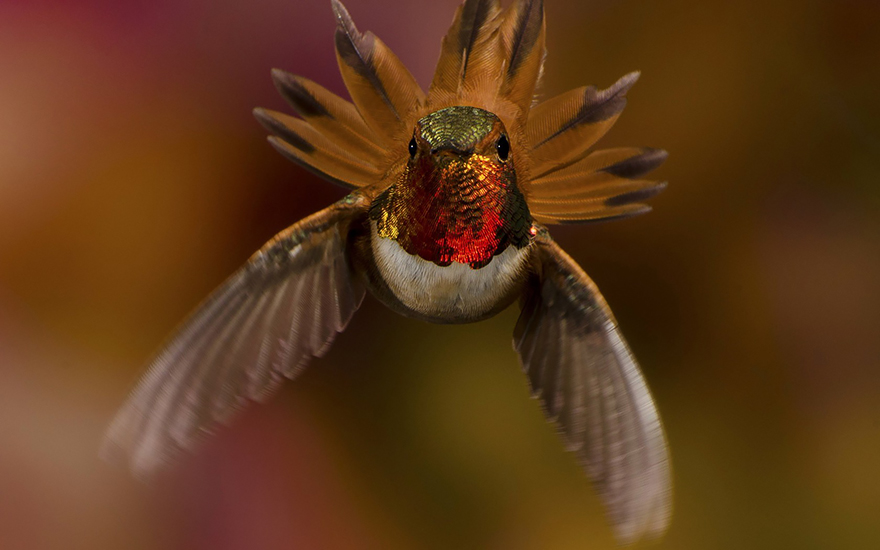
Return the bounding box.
[371,151,531,269]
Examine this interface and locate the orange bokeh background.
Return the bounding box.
[2,1,879,548]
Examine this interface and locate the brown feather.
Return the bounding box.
[526,146,667,223]
[532,147,665,186]
[498,0,546,115]
[515,233,673,542]
[527,147,667,201]
[531,203,652,225]
[102,195,370,478]
[527,72,639,177]
[331,0,425,143]
[529,178,666,205]
[255,108,381,189]
[429,0,504,102]
[271,69,383,159]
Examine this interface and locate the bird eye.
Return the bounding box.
[408,137,418,158]
[496,134,510,161]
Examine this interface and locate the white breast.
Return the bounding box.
[370,222,530,320]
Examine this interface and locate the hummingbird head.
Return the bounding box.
[370,106,533,269]
[410,105,511,164]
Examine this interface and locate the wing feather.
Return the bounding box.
[275,273,311,378]
[513,230,672,543]
[525,305,552,393]
[174,293,257,442]
[102,194,369,478]
[213,291,272,415]
[540,314,563,417]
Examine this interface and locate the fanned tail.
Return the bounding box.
[256,0,431,190]
[254,108,382,189]
[428,0,547,124]
[256,0,667,221]
[521,70,667,225]
[429,0,504,105]
[527,147,668,224]
[527,72,639,177]
[497,0,546,115]
[331,0,425,145]
[271,69,382,159]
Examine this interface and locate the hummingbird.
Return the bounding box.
[103,0,672,543]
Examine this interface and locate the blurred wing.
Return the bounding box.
[514,230,672,543]
[102,194,369,478]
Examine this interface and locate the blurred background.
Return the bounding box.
[1,0,879,548]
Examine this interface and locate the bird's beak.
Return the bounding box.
[430,145,473,161]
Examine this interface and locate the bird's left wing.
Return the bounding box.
[514,228,672,543]
[102,193,369,477]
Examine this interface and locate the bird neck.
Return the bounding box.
[369,156,532,269]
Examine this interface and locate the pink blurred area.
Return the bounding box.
[1,0,879,549]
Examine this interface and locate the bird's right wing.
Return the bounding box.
[102,193,369,478]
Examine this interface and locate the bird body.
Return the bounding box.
[367,227,530,322]
[363,103,533,322]
[104,0,673,543]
